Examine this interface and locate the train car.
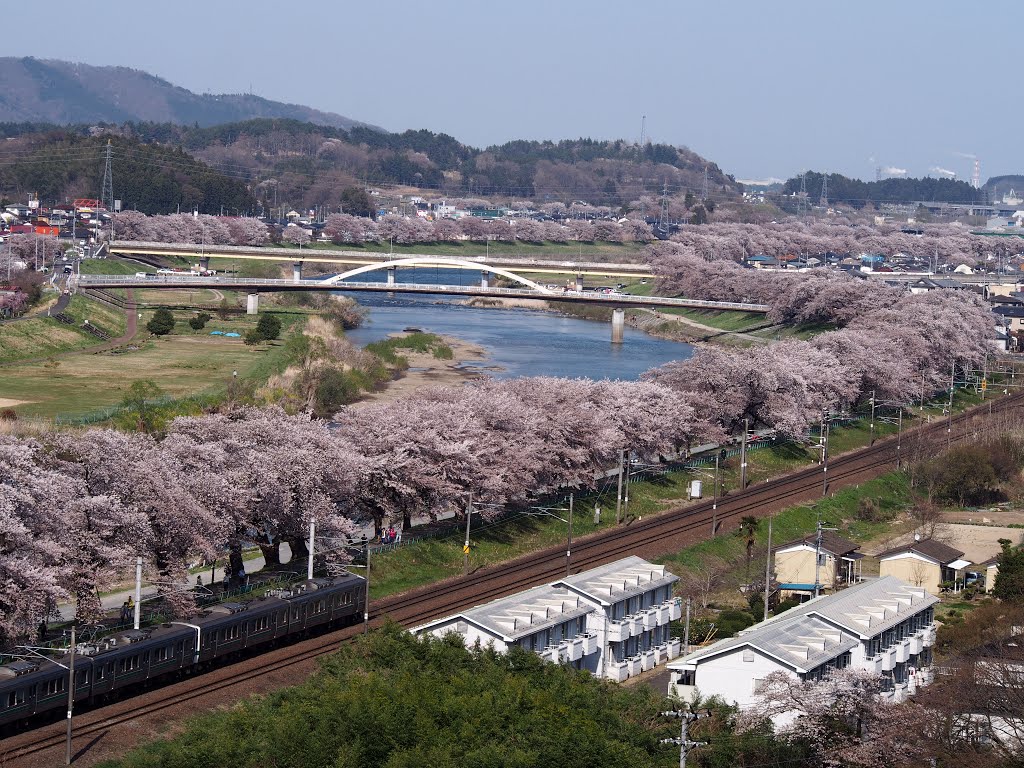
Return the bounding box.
[0,573,365,731]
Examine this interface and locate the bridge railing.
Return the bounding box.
[74,274,770,311]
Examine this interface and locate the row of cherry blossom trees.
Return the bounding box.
[0,379,711,643]
[661,220,1020,268]
[647,287,992,437]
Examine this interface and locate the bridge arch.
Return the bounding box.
[319,257,555,294]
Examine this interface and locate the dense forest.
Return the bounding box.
[0,120,734,212]
[0,130,255,214]
[782,171,985,208]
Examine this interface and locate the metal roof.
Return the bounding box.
[670,577,937,673]
[558,555,678,606]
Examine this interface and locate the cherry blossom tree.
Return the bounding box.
[227,217,270,246]
[282,225,312,247]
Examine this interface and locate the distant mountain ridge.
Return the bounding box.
[0,57,378,131]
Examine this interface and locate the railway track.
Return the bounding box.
[6,391,1023,765]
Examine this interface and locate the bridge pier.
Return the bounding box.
[611,308,625,344]
[199,256,210,272]
[387,267,396,286]
[292,262,303,283]
[247,293,260,315]
[575,274,584,292]
[481,270,490,289]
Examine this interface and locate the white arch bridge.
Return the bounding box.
[75,256,769,343]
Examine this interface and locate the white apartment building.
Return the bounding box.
[413,556,683,682]
[666,576,938,709]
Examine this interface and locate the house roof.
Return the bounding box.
[558,556,678,607]
[876,539,965,565]
[668,577,936,673]
[775,532,861,557]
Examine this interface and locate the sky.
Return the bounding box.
[5,0,1020,184]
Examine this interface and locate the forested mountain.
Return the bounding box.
[0,58,375,131]
[0,131,254,214]
[782,171,985,208]
[985,175,1024,202]
[0,119,737,212]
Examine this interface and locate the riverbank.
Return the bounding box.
[354,332,493,405]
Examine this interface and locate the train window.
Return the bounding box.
[154,646,171,663]
[280,610,287,624]
[7,689,26,708]
[291,607,301,622]
[76,670,89,687]
[313,600,326,615]
[95,665,105,681]
[118,655,141,674]
[342,591,352,605]
[221,624,240,642]
[44,677,66,696]
[252,616,270,633]
[176,641,184,655]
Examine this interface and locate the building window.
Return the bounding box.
[742,650,755,663]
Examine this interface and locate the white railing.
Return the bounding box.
[75,274,770,312]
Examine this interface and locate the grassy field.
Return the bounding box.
[2,308,304,418]
[0,315,96,363]
[78,258,143,275]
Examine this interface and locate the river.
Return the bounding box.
[336,268,692,380]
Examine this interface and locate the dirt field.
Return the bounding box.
[0,398,33,408]
[869,522,1023,564]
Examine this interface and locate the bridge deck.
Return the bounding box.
[75,274,769,313]
[110,241,654,278]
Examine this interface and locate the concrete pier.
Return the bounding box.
[292,262,303,282]
[199,256,210,271]
[611,308,625,344]
[247,293,260,315]
[387,266,396,286]
[575,274,584,292]
[481,270,490,289]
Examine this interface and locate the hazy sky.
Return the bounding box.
[6,0,1019,183]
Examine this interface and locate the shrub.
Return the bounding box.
[255,313,282,342]
[146,308,175,335]
[188,312,212,331]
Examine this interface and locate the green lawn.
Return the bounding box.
[79,257,144,275]
[1,309,305,419]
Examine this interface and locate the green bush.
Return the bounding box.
[255,313,282,341]
[715,609,756,638]
[188,312,212,331]
[146,308,175,336]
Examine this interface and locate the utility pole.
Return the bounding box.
[660,707,710,768]
[463,493,473,576]
[896,406,903,470]
[101,139,114,212]
[623,450,632,520]
[566,493,574,577]
[820,414,830,497]
[133,556,142,630]
[813,515,838,597]
[948,360,955,448]
[701,165,709,202]
[740,418,749,490]
[683,597,691,655]
[66,623,75,766]
[763,514,773,622]
[363,537,371,635]
[307,518,316,581]
[869,389,876,446]
[711,451,721,535]
[615,448,625,524]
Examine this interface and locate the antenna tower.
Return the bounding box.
[101,139,114,211]
[972,159,981,190]
[640,115,646,146]
[818,172,829,208]
[701,165,709,201]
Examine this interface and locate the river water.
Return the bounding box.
[336,268,692,380]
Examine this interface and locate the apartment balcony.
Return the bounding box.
[643,608,660,631]
[667,637,682,660]
[606,622,627,644]
[862,655,883,675]
[909,634,924,655]
[539,646,559,664]
[882,648,897,672]
[669,598,683,621]
[921,624,937,647]
[605,660,630,683]
[895,639,911,663]
[657,604,672,624]
[560,637,584,662]
[894,681,909,703]
[642,648,658,671]
[580,632,598,656]
[628,655,643,677]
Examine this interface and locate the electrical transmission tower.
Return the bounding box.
[818,172,829,208]
[657,181,669,229]
[101,140,114,211]
[797,172,808,214]
[701,165,709,201]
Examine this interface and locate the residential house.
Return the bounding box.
[666,576,938,712]
[877,538,970,595]
[982,556,1000,593]
[412,556,682,682]
[993,305,1024,333]
[909,277,968,294]
[773,531,863,599]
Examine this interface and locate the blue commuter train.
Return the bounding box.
[0,575,365,730]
